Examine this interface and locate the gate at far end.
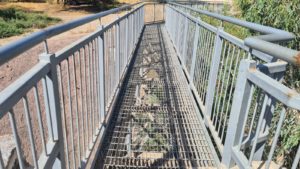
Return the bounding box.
[144,1,165,24]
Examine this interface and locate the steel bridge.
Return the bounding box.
[0,1,299,169]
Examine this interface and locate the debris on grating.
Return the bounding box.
[139,68,160,81]
[135,84,162,106]
[131,125,149,150]
[142,48,149,55]
[129,111,170,156]
[151,52,160,62]
[142,56,152,65]
[144,94,160,106]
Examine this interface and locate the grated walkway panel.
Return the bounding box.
[96,23,219,169]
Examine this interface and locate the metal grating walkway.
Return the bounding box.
[96,23,219,169]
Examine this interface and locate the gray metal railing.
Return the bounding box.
[222,59,300,168]
[0,3,144,169]
[165,2,299,169]
[165,3,282,153]
[0,1,299,169]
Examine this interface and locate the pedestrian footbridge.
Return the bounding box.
[0,1,299,169]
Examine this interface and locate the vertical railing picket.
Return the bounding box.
[125,16,129,62]
[116,21,120,83]
[135,11,137,43]
[98,29,106,125]
[222,59,256,167]
[175,9,180,50]
[205,28,223,119]
[129,15,134,54]
[134,11,136,45]
[182,17,189,64]
[153,3,155,22]
[39,53,66,168]
[189,24,200,81]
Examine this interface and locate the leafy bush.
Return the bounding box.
[0,8,61,38]
[236,0,300,50]
[235,0,300,167]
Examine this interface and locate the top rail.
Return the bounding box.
[0,2,141,66]
[169,2,300,66]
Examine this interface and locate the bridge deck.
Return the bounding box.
[96,23,219,168]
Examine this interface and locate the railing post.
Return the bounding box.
[39,53,65,168]
[222,59,256,167]
[205,28,223,119]
[98,28,106,124]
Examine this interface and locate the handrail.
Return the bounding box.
[169,2,300,66]
[0,2,141,66]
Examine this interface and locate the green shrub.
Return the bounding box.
[0,19,23,37]
[236,0,300,50]
[0,8,61,38]
[235,0,300,167]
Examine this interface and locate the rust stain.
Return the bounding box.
[287,91,297,99]
[295,52,300,66]
[249,67,256,72]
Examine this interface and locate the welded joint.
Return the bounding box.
[39,53,56,65]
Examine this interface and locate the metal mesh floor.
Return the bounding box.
[96,24,218,169]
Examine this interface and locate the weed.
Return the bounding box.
[0,8,61,38]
